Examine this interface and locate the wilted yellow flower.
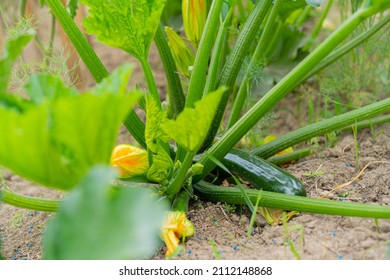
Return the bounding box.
[263,134,293,156]
[165,26,195,78]
[160,211,195,256]
[110,144,149,178]
[182,0,207,47]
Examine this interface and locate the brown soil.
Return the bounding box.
[1,5,390,260]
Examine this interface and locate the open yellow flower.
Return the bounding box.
[160,211,195,256]
[110,144,149,178]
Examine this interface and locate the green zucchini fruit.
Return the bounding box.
[221,149,306,196]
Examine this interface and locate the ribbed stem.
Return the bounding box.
[46,0,108,82]
[140,58,161,109]
[195,181,390,219]
[194,5,386,183]
[228,0,282,128]
[340,114,390,132]
[200,0,273,151]
[166,152,195,197]
[0,190,59,212]
[267,148,312,166]
[185,0,224,107]
[203,6,234,97]
[46,0,147,147]
[303,13,390,82]
[252,98,390,158]
[154,25,185,118]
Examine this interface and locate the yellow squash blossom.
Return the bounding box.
[182,0,207,47]
[263,134,294,156]
[110,144,149,178]
[160,211,195,256]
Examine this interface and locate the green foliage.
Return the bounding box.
[68,0,79,18]
[0,28,35,94]
[163,87,226,153]
[0,65,141,190]
[80,0,167,60]
[147,143,173,184]
[145,95,168,153]
[44,166,169,259]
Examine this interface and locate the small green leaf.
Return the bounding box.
[44,165,169,259]
[0,29,35,94]
[68,0,79,18]
[80,0,167,60]
[147,143,174,184]
[163,87,226,153]
[0,65,141,190]
[145,94,169,153]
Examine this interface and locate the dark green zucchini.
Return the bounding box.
[221,149,306,196]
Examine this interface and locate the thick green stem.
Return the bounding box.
[46,0,146,147]
[194,5,386,183]
[340,114,390,132]
[46,0,108,83]
[19,0,27,17]
[267,148,312,166]
[200,0,273,151]
[154,25,185,118]
[228,0,282,128]
[303,13,390,82]
[252,98,390,158]
[140,57,161,109]
[185,0,224,107]
[203,7,234,97]
[0,190,59,212]
[195,181,390,219]
[166,152,195,197]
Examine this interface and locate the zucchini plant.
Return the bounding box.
[0,0,389,259]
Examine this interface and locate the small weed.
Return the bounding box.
[223,203,236,214]
[282,212,304,260]
[209,238,222,260]
[10,210,26,229]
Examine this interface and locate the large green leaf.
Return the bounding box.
[80,0,167,60]
[0,29,35,94]
[0,65,141,190]
[44,166,169,259]
[162,87,226,153]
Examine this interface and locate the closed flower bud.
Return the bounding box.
[182,0,207,47]
[165,26,195,78]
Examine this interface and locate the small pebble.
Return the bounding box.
[345,163,350,167]
[16,251,21,255]
[12,257,17,260]
[187,249,192,254]
[339,197,345,201]
[331,231,337,237]
[233,245,238,251]
[35,211,40,214]
[23,257,28,260]
[196,236,201,241]
[177,253,182,257]
[27,243,33,248]
[213,217,217,222]
[273,240,277,244]
[27,230,32,234]
[29,212,33,217]
[337,255,343,259]
[218,250,223,254]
